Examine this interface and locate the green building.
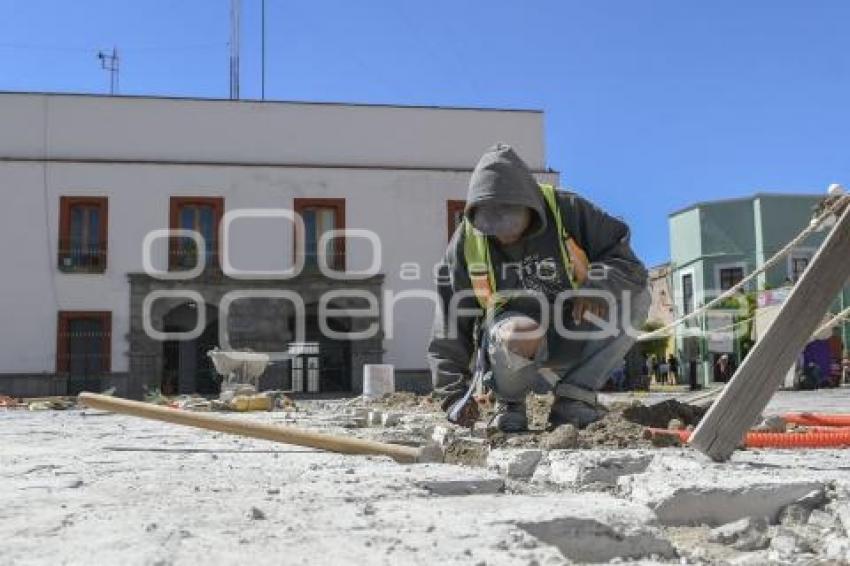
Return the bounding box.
[668,192,849,384]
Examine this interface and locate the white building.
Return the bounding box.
[0,92,556,398]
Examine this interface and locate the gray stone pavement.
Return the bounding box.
[2,388,850,565]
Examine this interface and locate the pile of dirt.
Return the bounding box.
[577,409,654,449]
[485,399,704,451]
[620,399,707,429]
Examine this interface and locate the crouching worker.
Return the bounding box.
[428,144,650,432]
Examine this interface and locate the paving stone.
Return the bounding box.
[487,449,543,479]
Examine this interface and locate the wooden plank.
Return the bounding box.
[689,201,850,461]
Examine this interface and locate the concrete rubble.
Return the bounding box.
[5,389,850,564]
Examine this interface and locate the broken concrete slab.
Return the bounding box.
[534,449,654,488]
[369,492,672,564]
[486,449,542,479]
[517,516,677,563]
[620,452,828,526]
[628,479,826,526]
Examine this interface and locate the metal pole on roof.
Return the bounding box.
[261,0,266,100]
[230,0,241,99]
[97,46,119,95]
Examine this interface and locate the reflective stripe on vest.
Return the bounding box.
[463,183,578,312]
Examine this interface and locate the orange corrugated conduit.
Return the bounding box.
[645,428,850,449]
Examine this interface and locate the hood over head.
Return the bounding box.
[464,143,547,239]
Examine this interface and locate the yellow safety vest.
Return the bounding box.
[463,183,586,312]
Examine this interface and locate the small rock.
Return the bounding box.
[770,528,812,556]
[708,517,768,546]
[649,432,680,448]
[542,424,578,450]
[249,506,266,520]
[779,489,828,526]
[753,415,786,433]
[733,531,770,552]
[431,425,456,448]
[267,488,280,495]
[487,449,543,479]
[779,503,810,527]
[807,509,839,530]
[823,534,850,561]
[381,412,401,427]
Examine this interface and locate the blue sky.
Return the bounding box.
[2,1,848,266]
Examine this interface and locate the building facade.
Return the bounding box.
[0,92,557,398]
[668,193,850,384]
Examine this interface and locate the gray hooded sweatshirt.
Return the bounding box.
[427,144,649,389]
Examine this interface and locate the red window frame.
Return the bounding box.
[58,196,108,273]
[56,311,112,374]
[447,200,466,241]
[168,197,224,270]
[294,198,346,271]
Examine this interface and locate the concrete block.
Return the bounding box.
[487,449,543,479]
[367,410,383,426]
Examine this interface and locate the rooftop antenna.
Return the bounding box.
[97,47,119,95]
[230,0,241,99]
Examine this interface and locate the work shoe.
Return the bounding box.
[487,400,528,433]
[548,397,606,430]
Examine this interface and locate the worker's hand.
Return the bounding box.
[572,297,608,326]
[566,237,589,286]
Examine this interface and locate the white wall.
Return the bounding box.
[0,92,553,377]
[0,159,556,374]
[0,93,546,170]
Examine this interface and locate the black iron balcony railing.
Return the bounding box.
[58,246,107,273]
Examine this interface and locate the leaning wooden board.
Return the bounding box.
[689,200,850,461]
